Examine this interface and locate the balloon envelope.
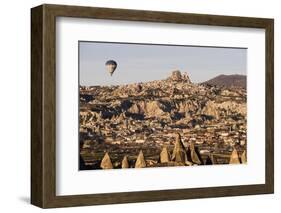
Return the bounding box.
[105,60,117,76]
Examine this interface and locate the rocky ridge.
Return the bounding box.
[203,74,246,89]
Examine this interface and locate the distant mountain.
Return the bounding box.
[202,74,246,89]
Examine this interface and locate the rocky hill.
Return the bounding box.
[79,70,247,169]
[202,74,246,89]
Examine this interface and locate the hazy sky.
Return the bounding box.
[79,41,247,86]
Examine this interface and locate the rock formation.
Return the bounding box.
[79,69,247,170]
[135,150,146,168]
[201,100,246,119]
[82,140,92,149]
[229,148,241,164]
[241,150,247,164]
[171,133,189,164]
[167,70,191,83]
[160,146,170,163]
[100,152,113,169]
[188,142,203,165]
[122,155,129,168]
[127,101,167,118]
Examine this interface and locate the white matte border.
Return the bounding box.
[56,17,265,196]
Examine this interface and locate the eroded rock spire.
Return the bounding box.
[100,152,113,169]
[171,133,190,165]
[135,150,146,168]
[160,146,170,163]
[122,155,129,168]
[229,148,241,164]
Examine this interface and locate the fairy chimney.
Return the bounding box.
[171,133,188,164]
[160,146,170,163]
[188,142,203,165]
[229,148,241,164]
[122,155,129,168]
[135,150,146,168]
[100,152,113,169]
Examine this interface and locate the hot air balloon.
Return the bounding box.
[105,60,117,76]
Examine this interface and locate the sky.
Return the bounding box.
[79,41,247,86]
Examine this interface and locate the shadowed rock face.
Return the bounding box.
[205,156,213,165]
[188,142,203,165]
[80,70,247,170]
[241,150,247,164]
